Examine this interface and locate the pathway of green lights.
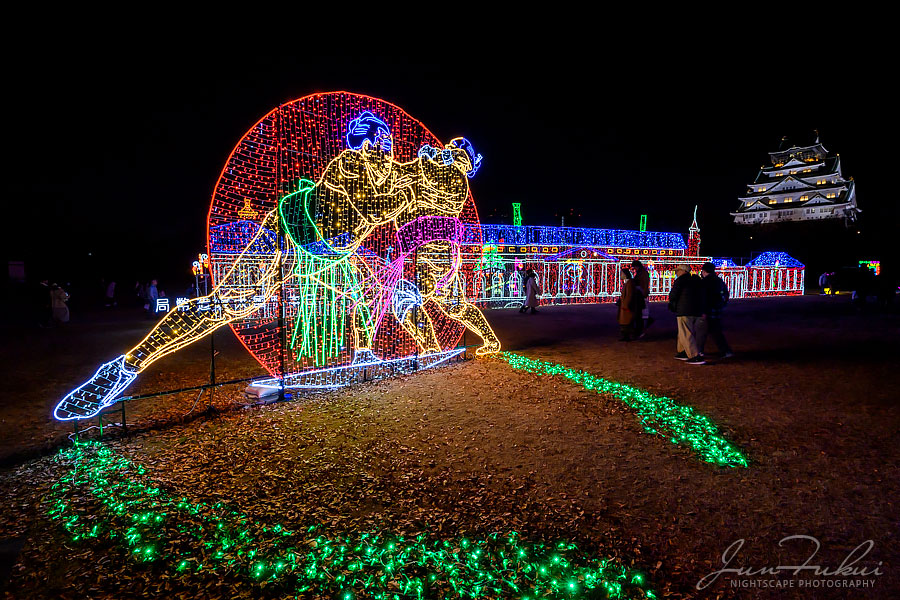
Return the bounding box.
[47,442,657,599]
[497,352,748,468]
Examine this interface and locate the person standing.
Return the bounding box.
[631,259,652,337]
[696,262,733,358]
[617,268,640,341]
[50,283,70,325]
[668,265,705,365]
[521,269,542,314]
[818,271,828,295]
[518,269,530,313]
[147,279,159,317]
[104,280,117,307]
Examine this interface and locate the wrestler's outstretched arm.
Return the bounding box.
[53,210,292,420]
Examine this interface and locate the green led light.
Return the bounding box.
[48,441,657,599]
[497,352,748,467]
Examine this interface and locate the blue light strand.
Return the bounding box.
[746,252,804,268]
[468,225,687,250]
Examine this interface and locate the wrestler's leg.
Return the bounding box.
[129,211,289,371]
[350,298,375,356]
[431,274,501,356]
[55,211,289,419]
[399,308,441,353]
[397,265,441,353]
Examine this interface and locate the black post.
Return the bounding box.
[121,401,127,435]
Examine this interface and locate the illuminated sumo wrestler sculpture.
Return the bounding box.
[54,111,500,420]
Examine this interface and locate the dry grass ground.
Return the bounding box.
[0,295,898,598]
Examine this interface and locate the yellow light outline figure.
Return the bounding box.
[54,126,499,421]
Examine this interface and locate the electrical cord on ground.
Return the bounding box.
[182,389,205,418]
[67,423,122,442]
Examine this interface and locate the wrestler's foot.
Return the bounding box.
[351,349,381,365]
[475,339,501,357]
[53,355,138,420]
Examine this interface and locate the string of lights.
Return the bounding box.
[497,353,748,468]
[48,442,657,599]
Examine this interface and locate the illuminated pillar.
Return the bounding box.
[512,203,522,227]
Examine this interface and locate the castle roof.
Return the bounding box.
[755,156,841,182]
[768,142,828,162]
[734,180,855,213]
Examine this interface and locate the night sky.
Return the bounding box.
[5,43,893,293]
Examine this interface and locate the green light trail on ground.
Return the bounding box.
[46,442,657,599]
[497,352,748,468]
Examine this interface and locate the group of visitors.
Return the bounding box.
[667,262,733,365]
[616,260,733,365]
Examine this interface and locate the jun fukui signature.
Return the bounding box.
[696,535,883,590]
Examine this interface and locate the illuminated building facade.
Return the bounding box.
[732,136,859,225]
[461,216,804,308]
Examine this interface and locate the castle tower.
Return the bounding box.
[688,205,701,257]
[732,135,860,225]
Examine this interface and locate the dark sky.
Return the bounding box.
[5,42,893,287]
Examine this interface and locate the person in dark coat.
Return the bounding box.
[667,264,705,364]
[696,262,733,357]
[631,259,652,337]
[617,268,641,341]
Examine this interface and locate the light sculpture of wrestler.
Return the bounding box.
[54,112,500,421]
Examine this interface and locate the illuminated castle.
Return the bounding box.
[732,135,859,225]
